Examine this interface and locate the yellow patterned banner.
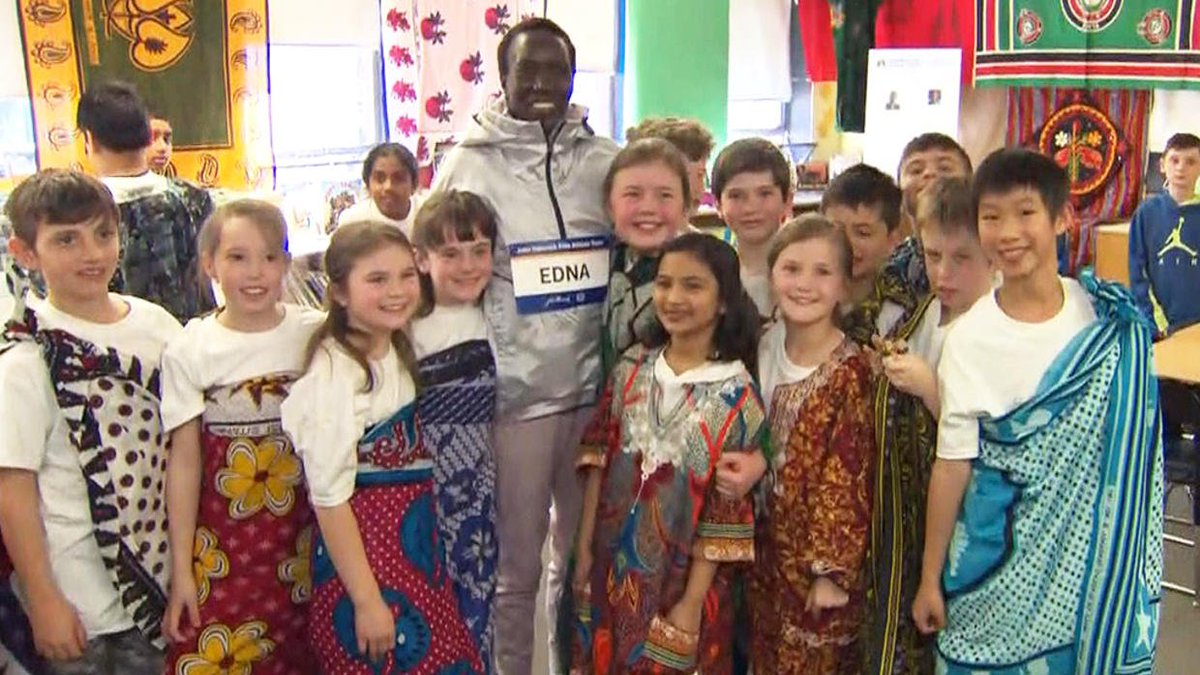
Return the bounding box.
[17,0,273,190]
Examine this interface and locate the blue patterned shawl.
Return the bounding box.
[939,273,1163,675]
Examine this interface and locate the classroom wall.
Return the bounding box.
[0,2,24,98]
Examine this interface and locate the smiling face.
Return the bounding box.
[653,250,722,346]
[367,154,415,222]
[718,170,790,247]
[822,202,900,282]
[11,215,120,309]
[770,237,848,329]
[502,30,574,125]
[416,227,493,306]
[609,161,689,254]
[203,215,288,319]
[976,186,1064,284]
[899,148,970,198]
[332,242,422,341]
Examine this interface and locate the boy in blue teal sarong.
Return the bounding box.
[912,148,1163,674]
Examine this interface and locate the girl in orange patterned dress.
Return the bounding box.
[748,215,877,674]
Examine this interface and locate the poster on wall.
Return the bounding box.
[863,48,962,175]
[17,0,273,190]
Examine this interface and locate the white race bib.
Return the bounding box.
[509,236,611,314]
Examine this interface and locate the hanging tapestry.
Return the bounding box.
[875,0,974,84]
[796,1,883,132]
[976,1,1200,89]
[1008,88,1152,274]
[17,0,273,189]
[381,1,538,187]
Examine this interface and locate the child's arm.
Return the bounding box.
[164,419,202,643]
[314,504,394,662]
[1127,208,1161,336]
[0,469,88,661]
[573,373,618,592]
[912,458,971,634]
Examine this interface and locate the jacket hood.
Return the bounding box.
[458,95,596,148]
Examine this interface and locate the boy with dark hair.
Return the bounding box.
[913,149,1162,674]
[76,81,213,321]
[860,177,993,675]
[820,163,903,309]
[897,133,973,221]
[711,138,794,318]
[146,113,173,175]
[0,169,182,674]
[1129,132,1200,336]
[627,117,716,215]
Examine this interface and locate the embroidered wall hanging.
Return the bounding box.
[976,0,1200,89]
[1008,88,1151,273]
[17,0,273,189]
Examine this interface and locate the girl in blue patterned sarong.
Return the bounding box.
[281,222,482,674]
[913,149,1162,674]
[409,190,501,671]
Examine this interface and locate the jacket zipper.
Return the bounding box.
[544,122,568,239]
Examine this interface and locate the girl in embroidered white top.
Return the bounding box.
[568,233,766,674]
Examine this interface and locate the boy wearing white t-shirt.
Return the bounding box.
[0,170,181,674]
[911,150,1163,673]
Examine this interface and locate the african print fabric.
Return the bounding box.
[975,0,1200,89]
[308,402,482,674]
[165,375,316,675]
[16,0,273,188]
[416,338,499,672]
[938,273,1163,674]
[0,308,171,648]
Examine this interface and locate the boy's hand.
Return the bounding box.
[355,595,395,664]
[912,580,947,634]
[715,450,768,499]
[805,576,849,618]
[29,591,88,662]
[882,353,936,401]
[164,571,201,643]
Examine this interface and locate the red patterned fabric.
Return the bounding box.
[874,0,974,84]
[798,0,838,82]
[381,1,538,187]
[1007,89,1151,275]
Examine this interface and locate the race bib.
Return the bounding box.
[509,236,610,315]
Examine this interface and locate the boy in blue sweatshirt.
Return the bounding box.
[1129,132,1200,337]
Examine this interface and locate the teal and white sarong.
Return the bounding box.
[939,274,1163,675]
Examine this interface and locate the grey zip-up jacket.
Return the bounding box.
[432,99,619,421]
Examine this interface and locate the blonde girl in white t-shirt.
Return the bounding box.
[161,200,323,673]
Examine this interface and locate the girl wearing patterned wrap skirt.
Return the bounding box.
[568,234,766,674]
[410,190,501,670]
[282,222,481,674]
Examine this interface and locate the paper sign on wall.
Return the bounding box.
[864,49,963,176]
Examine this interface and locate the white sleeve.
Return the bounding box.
[159,331,205,432]
[281,347,359,507]
[935,332,986,461]
[876,300,906,338]
[0,346,55,471]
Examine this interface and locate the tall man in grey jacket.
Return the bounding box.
[432,17,619,675]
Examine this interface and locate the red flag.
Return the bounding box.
[799,0,837,82]
[874,0,974,84]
